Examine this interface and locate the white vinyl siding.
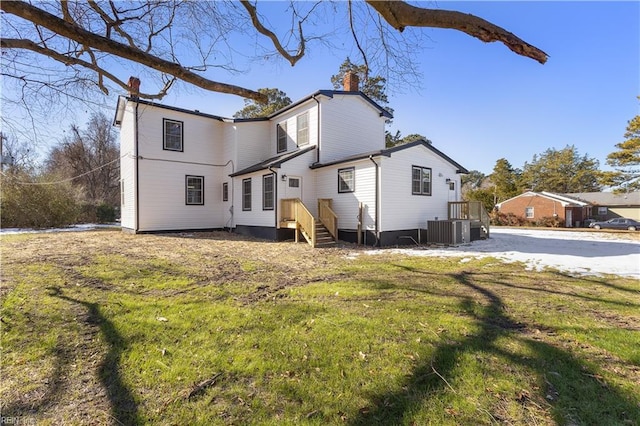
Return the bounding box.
[319,94,386,163]
[163,118,183,151]
[379,145,460,231]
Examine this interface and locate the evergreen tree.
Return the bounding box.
[234,88,292,118]
[604,107,640,191]
[520,145,602,193]
[490,158,520,202]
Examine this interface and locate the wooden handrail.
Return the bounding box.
[318,198,338,239]
[281,198,315,246]
[448,201,490,238]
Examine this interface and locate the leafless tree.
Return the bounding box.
[46,113,120,206]
[1,1,547,136]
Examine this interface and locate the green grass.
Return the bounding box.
[1,230,639,425]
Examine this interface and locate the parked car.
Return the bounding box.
[588,218,640,231]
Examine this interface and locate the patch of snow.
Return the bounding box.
[0,223,120,235]
[363,228,640,278]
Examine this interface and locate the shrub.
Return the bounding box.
[96,203,117,223]
[536,216,563,228]
[1,171,82,228]
[490,211,526,226]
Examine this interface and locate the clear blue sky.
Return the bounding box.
[165,1,638,176]
[5,1,639,176]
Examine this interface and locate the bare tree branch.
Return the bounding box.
[240,0,305,67]
[1,38,172,100]
[366,1,548,64]
[1,0,267,102]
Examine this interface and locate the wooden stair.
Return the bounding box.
[314,220,336,247]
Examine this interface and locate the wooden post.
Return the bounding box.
[357,202,363,245]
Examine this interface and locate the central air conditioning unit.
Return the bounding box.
[426,220,470,245]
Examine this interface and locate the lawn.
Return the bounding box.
[1,230,639,425]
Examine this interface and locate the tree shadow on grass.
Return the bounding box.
[349,268,640,425]
[46,286,141,425]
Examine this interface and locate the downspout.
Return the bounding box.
[312,95,320,164]
[134,101,140,233]
[369,155,380,246]
[268,166,278,230]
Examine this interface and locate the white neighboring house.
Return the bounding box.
[114,76,470,246]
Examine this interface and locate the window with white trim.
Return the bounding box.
[263,174,274,210]
[277,123,287,153]
[412,166,431,196]
[525,206,534,218]
[164,119,183,151]
[338,167,355,193]
[297,112,309,146]
[288,177,300,188]
[242,178,252,211]
[598,207,608,216]
[222,182,229,202]
[186,175,204,205]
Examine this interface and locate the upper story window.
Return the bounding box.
[186,175,204,205]
[242,178,252,211]
[277,123,287,153]
[163,119,183,152]
[263,174,274,210]
[412,166,431,196]
[525,206,534,218]
[338,167,355,193]
[297,112,309,146]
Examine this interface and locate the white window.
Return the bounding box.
[297,112,309,146]
[164,119,183,151]
[222,182,229,202]
[242,178,252,211]
[412,166,431,196]
[598,207,608,216]
[277,123,287,153]
[186,175,204,205]
[263,174,274,210]
[525,206,534,218]
[288,177,300,188]
[338,167,355,193]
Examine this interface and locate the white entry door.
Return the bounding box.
[286,176,302,200]
[565,209,572,227]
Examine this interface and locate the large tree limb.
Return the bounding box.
[366,1,548,64]
[1,0,267,102]
[1,38,174,99]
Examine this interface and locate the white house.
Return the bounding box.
[114,75,470,246]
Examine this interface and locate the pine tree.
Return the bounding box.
[605,107,640,191]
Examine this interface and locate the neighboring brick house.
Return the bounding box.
[565,191,640,221]
[496,191,590,227]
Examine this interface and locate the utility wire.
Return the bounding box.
[0,153,128,186]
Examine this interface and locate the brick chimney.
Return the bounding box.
[343,71,359,92]
[128,76,141,98]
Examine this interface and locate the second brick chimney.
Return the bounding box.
[343,71,359,92]
[128,76,141,98]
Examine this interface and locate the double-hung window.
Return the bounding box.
[263,174,275,210]
[412,166,431,196]
[222,182,229,202]
[277,123,287,153]
[297,112,309,146]
[338,167,355,193]
[525,206,534,219]
[186,175,204,205]
[164,119,183,151]
[242,178,252,211]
